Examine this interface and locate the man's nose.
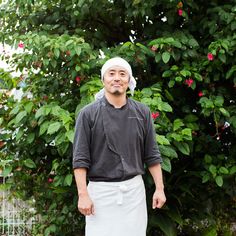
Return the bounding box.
[114,73,121,81]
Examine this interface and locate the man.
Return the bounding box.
[73,57,166,236]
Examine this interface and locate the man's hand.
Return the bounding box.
[152,189,166,209]
[78,193,95,216]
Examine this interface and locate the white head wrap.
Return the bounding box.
[94,57,137,100]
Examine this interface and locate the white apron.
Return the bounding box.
[85,175,147,236]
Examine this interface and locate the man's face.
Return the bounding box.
[103,66,129,96]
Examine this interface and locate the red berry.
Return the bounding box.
[151,46,158,52]
[198,91,204,97]
[178,9,183,16]
[76,76,81,83]
[207,53,214,61]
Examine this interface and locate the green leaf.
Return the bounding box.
[75,65,81,71]
[16,129,24,141]
[3,166,12,177]
[231,21,236,31]
[180,70,191,77]
[184,114,198,122]
[202,174,210,183]
[162,70,172,78]
[156,135,170,145]
[172,40,182,48]
[170,133,183,142]
[47,122,61,135]
[173,119,184,131]
[161,157,171,172]
[57,142,69,156]
[162,52,171,64]
[15,111,27,124]
[43,59,49,66]
[35,107,45,119]
[26,133,35,144]
[166,206,183,225]
[54,48,60,58]
[64,174,73,186]
[149,214,177,236]
[39,121,50,136]
[65,39,74,46]
[219,108,230,117]
[181,128,192,137]
[45,224,56,236]
[75,46,81,56]
[66,130,75,143]
[159,145,178,158]
[168,80,175,88]
[226,65,236,79]
[189,38,199,47]
[55,132,66,145]
[25,102,34,114]
[209,165,217,175]
[218,53,226,63]
[51,105,61,116]
[204,154,212,164]
[174,142,190,155]
[219,167,229,174]
[51,60,57,68]
[23,159,36,168]
[141,88,152,96]
[229,166,236,175]
[155,53,162,63]
[215,176,223,187]
[175,76,182,82]
[158,102,173,112]
[202,226,217,236]
[171,65,179,71]
[10,105,20,115]
[214,96,224,107]
[194,73,203,81]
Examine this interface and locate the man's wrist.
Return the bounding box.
[78,190,89,197]
[155,185,164,191]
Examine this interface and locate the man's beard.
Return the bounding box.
[112,90,122,96]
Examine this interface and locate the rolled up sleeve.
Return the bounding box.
[143,109,162,167]
[73,109,91,169]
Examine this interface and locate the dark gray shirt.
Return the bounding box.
[73,96,162,182]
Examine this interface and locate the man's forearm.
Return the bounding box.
[148,163,166,209]
[74,168,88,196]
[148,163,164,190]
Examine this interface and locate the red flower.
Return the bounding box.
[198,91,204,97]
[18,42,24,48]
[66,50,71,56]
[185,78,194,87]
[207,53,214,61]
[0,141,5,148]
[75,76,81,83]
[151,46,158,52]
[43,95,48,101]
[152,112,160,120]
[178,9,183,16]
[48,178,53,183]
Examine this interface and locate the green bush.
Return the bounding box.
[0,0,235,235]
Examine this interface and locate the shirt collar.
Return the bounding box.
[101,96,129,110]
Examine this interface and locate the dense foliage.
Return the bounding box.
[0,0,235,235]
